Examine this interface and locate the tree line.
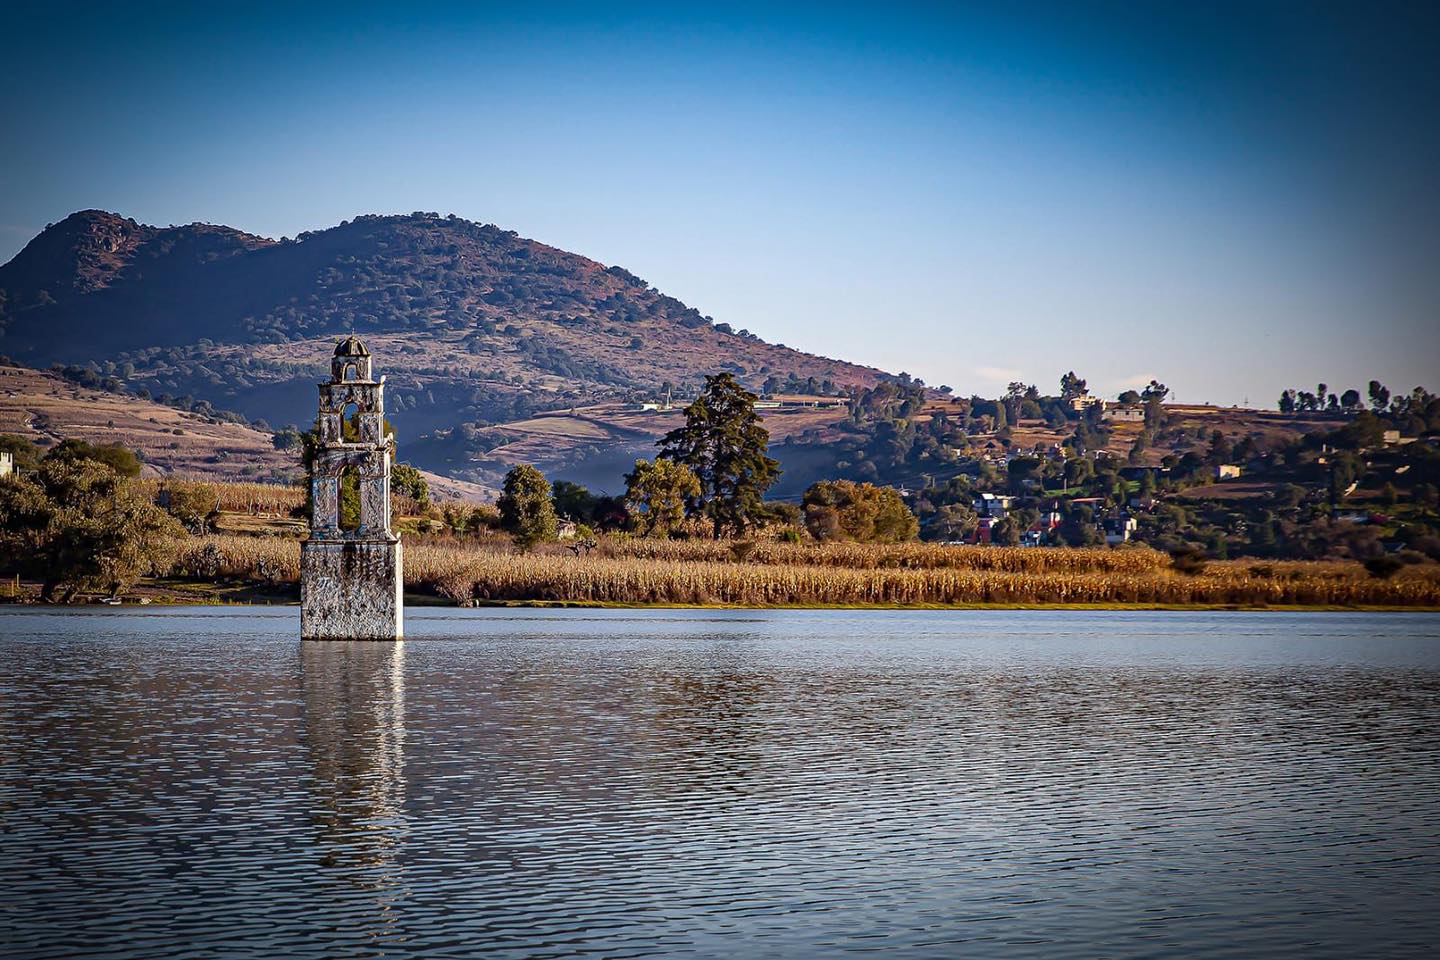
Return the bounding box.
[491,372,921,548]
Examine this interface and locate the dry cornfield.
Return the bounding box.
[599,539,1171,573]
[138,479,305,515]
[171,535,301,582]
[166,534,1440,608]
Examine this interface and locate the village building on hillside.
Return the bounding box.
[767,394,846,409]
[1069,394,1105,412]
[1103,515,1138,544]
[971,515,1002,544]
[631,387,678,412]
[1103,406,1146,423]
[1215,463,1243,480]
[1024,509,1063,546]
[973,493,1014,518]
[0,450,12,478]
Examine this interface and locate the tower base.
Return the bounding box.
[301,539,403,640]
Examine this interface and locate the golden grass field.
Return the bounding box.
[135,478,307,515]
[166,534,1440,609]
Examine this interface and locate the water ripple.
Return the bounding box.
[1,608,1438,958]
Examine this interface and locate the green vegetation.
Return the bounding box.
[3,420,1435,609]
[478,368,1438,574]
[157,481,221,534]
[4,336,1439,608]
[391,462,430,510]
[658,372,780,537]
[497,464,558,550]
[0,434,44,472]
[44,438,143,477]
[767,370,1440,566]
[0,445,180,601]
[802,480,918,543]
[624,458,701,537]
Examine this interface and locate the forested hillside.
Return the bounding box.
[0,210,885,465]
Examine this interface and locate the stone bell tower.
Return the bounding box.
[300,336,403,639]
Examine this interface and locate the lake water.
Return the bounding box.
[2,607,1438,959]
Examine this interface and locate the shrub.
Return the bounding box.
[391,463,430,510]
[45,438,143,477]
[1170,547,1208,576]
[803,479,918,543]
[1364,556,1404,580]
[1,460,181,600]
[158,481,220,534]
[497,464,556,550]
[624,458,700,537]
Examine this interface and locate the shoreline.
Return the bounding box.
[4,593,1437,615]
[11,541,1440,613]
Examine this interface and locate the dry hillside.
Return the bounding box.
[0,210,886,445]
[0,363,489,500]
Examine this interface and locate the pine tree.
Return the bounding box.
[658,372,780,538]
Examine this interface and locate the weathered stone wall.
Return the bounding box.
[301,539,403,640]
[359,467,389,535]
[318,380,385,444]
[312,475,339,535]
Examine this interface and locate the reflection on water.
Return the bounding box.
[301,641,406,883]
[1,608,1439,959]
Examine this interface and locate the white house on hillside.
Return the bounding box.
[973,493,1014,518]
[1103,516,1137,545]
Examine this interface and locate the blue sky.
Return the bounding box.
[2,1,1436,405]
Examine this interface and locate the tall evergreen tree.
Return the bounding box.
[1368,380,1390,413]
[658,372,780,538]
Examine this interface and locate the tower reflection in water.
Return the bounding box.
[300,641,408,913]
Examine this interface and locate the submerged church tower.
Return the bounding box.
[300,337,403,640]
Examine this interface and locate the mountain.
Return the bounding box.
[0,210,886,487]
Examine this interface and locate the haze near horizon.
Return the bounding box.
[2,1,1436,405]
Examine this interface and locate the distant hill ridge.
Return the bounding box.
[0,210,885,437]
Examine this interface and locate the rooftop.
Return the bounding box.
[334,335,370,358]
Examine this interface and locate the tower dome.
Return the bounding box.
[330,336,375,382]
[334,335,371,358]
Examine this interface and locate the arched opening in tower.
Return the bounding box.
[340,402,361,442]
[338,464,361,533]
